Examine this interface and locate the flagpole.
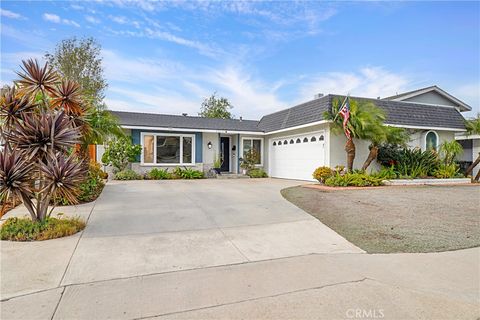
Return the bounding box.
[333,94,349,122]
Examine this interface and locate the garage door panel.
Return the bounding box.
[269,132,325,181]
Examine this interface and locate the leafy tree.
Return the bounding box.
[101,137,141,173]
[362,125,409,171]
[439,140,463,166]
[0,59,87,221]
[83,103,125,147]
[199,93,233,119]
[45,37,107,105]
[324,98,385,171]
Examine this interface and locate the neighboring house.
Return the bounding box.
[99,86,469,181]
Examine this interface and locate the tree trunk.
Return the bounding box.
[362,144,378,171]
[345,139,356,172]
[465,153,480,177]
[474,168,480,182]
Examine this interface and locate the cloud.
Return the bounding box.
[42,13,80,27]
[85,15,101,24]
[299,67,410,101]
[1,8,25,20]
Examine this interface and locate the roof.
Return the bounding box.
[111,92,467,134]
[383,85,472,112]
[257,94,466,132]
[111,111,262,132]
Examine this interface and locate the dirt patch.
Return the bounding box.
[281,184,480,253]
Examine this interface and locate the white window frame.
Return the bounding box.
[241,137,264,167]
[423,130,439,151]
[140,132,196,166]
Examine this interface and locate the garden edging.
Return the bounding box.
[383,178,472,186]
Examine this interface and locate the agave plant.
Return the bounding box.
[0,59,88,221]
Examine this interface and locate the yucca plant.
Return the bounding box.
[0,59,87,221]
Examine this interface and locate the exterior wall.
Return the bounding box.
[264,123,329,174]
[473,139,480,177]
[407,130,455,150]
[403,91,456,107]
[202,132,220,172]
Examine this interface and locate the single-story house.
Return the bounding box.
[98,86,470,181]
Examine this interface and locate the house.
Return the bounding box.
[99,86,469,181]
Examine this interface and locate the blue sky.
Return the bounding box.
[1,1,479,118]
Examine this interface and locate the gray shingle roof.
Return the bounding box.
[258,94,466,132]
[111,94,466,134]
[111,111,262,132]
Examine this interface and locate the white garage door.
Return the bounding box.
[269,131,326,181]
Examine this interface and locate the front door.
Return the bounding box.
[220,137,230,172]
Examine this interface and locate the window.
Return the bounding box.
[278,141,282,145]
[289,139,294,144]
[273,141,277,146]
[296,138,301,143]
[425,131,438,151]
[283,140,288,145]
[303,137,308,143]
[319,135,324,141]
[141,133,195,165]
[311,136,317,142]
[242,138,263,165]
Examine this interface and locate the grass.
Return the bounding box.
[281,185,480,253]
[0,216,86,241]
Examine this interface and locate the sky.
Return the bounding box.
[1,0,479,119]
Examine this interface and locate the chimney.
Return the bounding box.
[314,93,324,99]
[182,113,188,117]
[239,116,243,121]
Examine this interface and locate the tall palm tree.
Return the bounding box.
[464,115,480,179]
[362,125,409,171]
[82,103,125,148]
[324,98,385,171]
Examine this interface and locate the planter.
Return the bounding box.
[383,178,471,186]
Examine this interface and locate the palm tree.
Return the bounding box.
[324,98,385,171]
[82,103,125,148]
[362,125,409,171]
[464,115,480,179]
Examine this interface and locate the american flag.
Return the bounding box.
[338,98,351,140]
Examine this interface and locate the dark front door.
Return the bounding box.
[220,137,230,172]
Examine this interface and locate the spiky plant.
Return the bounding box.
[0,59,87,221]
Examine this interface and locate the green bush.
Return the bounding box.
[0,217,85,241]
[325,172,384,187]
[395,148,439,178]
[147,168,171,180]
[173,167,204,179]
[434,163,460,178]
[372,166,398,180]
[101,137,142,173]
[114,169,143,180]
[247,168,268,178]
[377,143,403,167]
[312,166,333,182]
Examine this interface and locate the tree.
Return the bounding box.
[362,125,409,171]
[464,115,480,179]
[82,103,125,147]
[45,37,107,105]
[324,98,385,171]
[199,93,233,119]
[0,59,87,221]
[101,137,141,173]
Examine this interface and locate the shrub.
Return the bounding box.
[372,166,398,180]
[313,166,333,183]
[0,216,85,241]
[434,163,460,178]
[147,168,171,180]
[101,137,142,173]
[52,162,105,205]
[240,149,260,171]
[395,148,439,178]
[173,167,204,179]
[377,143,403,167]
[247,168,268,178]
[325,172,384,187]
[114,169,143,180]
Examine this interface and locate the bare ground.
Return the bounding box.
[281,184,480,253]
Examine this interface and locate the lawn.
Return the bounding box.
[281,185,480,253]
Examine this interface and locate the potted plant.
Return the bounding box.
[213,154,222,174]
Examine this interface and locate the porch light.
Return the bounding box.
[207,141,212,149]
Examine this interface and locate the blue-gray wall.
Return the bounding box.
[131,129,202,163]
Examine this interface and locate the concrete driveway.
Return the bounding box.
[1,179,478,319]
